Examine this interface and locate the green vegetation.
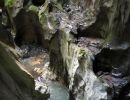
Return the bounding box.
[5,0,15,8]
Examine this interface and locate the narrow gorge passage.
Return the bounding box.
[1,0,130,100]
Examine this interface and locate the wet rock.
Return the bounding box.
[9,0,24,17]
[19,44,47,58]
[19,45,49,78]
[13,0,130,100]
[49,29,108,99]
[14,9,43,46]
[77,37,104,55]
[18,43,69,100]
[71,49,107,100]
[0,42,49,100]
[93,47,130,99]
[104,0,130,49]
[0,25,15,48]
[99,73,128,99]
[38,0,100,41]
[44,1,116,99]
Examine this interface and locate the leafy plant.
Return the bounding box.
[5,0,15,8]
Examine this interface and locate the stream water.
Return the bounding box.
[48,81,69,100]
[17,43,130,100]
[18,44,69,100]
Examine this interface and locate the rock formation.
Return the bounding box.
[1,0,130,100]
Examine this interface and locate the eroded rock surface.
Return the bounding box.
[0,42,49,100]
[2,0,130,100]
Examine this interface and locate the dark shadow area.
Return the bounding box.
[93,48,124,74]
[93,47,130,100]
[75,6,109,39]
